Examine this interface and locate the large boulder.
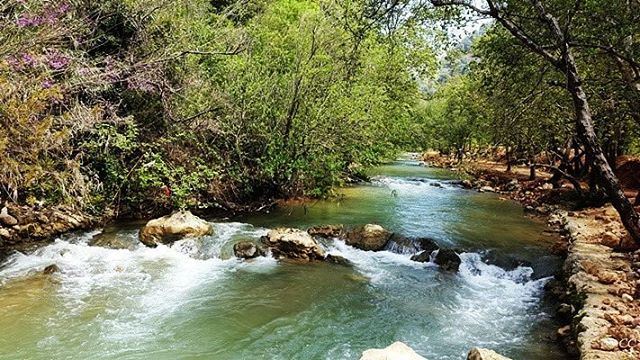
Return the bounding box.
[434,249,462,272]
[360,342,426,360]
[345,224,393,251]
[261,228,325,261]
[233,241,265,259]
[467,348,511,360]
[139,211,213,247]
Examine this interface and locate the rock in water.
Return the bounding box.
[467,348,512,360]
[261,228,325,261]
[233,241,265,259]
[410,250,432,263]
[415,237,439,253]
[345,224,392,251]
[434,249,462,272]
[139,211,213,247]
[307,224,344,238]
[89,232,136,250]
[360,342,426,360]
[0,207,18,227]
[43,264,60,274]
[324,254,352,266]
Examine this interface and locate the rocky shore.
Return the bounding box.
[0,203,95,258]
[553,207,640,359]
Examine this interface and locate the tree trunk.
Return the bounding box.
[529,161,536,180]
[635,191,640,206]
[506,146,512,172]
[564,53,640,240]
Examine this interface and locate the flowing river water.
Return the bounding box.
[0,157,567,359]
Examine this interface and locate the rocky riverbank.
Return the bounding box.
[0,203,96,258]
[553,207,640,359]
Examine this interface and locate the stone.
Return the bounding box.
[139,211,213,247]
[467,348,511,360]
[89,232,136,250]
[557,325,571,337]
[556,303,574,321]
[325,254,352,266]
[479,186,495,193]
[434,248,462,272]
[261,228,325,261]
[622,293,634,302]
[415,237,440,253]
[0,207,18,227]
[307,225,344,238]
[597,337,619,351]
[233,241,265,259]
[360,342,426,360]
[345,224,392,251]
[0,228,10,239]
[600,231,619,248]
[410,250,433,263]
[43,264,60,274]
[461,180,473,188]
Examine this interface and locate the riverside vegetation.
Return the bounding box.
[1,1,640,358]
[1,0,639,241]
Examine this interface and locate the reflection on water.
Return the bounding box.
[0,160,566,360]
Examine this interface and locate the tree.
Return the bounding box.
[428,0,640,241]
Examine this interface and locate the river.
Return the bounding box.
[0,157,566,359]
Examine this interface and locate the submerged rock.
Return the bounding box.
[307,225,344,238]
[139,211,213,247]
[434,249,462,272]
[43,264,60,274]
[467,348,511,360]
[261,228,325,261]
[233,241,265,259]
[345,224,393,251]
[89,232,136,250]
[360,342,426,360]
[410,250,433,263]
[324,254,352,266]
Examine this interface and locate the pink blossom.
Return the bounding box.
[47,52,70,70]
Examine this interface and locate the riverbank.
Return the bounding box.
[557,207,639,359]
[0,203,96,258]
[422,153,640,359]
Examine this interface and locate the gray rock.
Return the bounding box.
[325,254,352,266]
[233,241,265,259]
[410,251,433,263]
[434,249,462,272]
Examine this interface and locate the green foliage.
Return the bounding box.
[0,0,436,216]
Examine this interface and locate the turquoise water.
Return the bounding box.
[0,158,566,359]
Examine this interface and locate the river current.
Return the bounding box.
[0,157,566,359]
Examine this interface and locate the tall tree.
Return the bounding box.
[430,0,640,241]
